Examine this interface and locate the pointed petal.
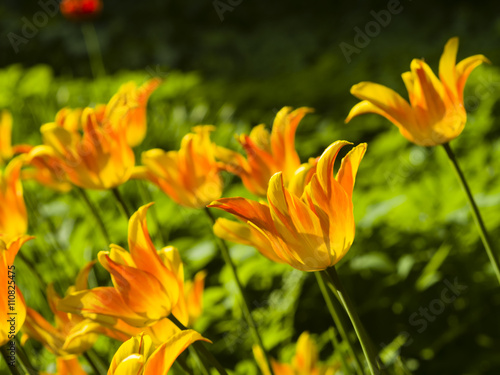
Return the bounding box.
[144,330,211,375]
[335,143,367,197]
[456,54,491,100]
[439,37,459,101]
[0,110,13,164]
[349,82,413,127]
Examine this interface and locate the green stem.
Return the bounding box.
[188,347,210,375]
[204,208,275,375]
[13,338,37,375]
[81,22,106,78]
[1,345,22,375]
[83,352,103,375]
[170,315,228,375]
[442,143,500,285]
[76,187,111,245]
[323,267,381,375]
[315,272,364,375]
[111,187,131,219]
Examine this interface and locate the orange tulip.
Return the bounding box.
[133,126,223,209]
[346,37,490,146]
[0,235,32,346]
[60,0,103,21]
[108,331,209,375]
[209,141,366,272]
[98,78,162,147]
[254,332,340,375]
[216,107,313,196]
[59,204,205,329]
[38,107,135,190]
[0,158,28,239]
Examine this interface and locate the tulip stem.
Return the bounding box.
[442,143,500,285]
[1,345,22,375]
[315,272,364,375]
[83,352,103,375]
[204,208,275,375]
[81,22,106,79]
[323,267,381,375]
[76,187,111,245]
[111,187,132,219]
[13,338,37,375]
[169,315,228,375]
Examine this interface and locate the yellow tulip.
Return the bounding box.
[134,126,223,209]
[109,331,209,375]
[346,37,490,146]
[101,78,162,147]
[254,332,339,375]
[38,107,135,190]
[59,204,205,329]
[0,157,28,239]
[216,107,313,196]
[0,235,32,345]
[209,141,366,272]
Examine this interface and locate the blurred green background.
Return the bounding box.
[1,0,500,374]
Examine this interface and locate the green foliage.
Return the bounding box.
[0,60,499,374]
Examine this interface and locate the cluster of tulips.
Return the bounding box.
[1,37,497,375]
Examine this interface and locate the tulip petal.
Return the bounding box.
[0,110,13,164]
[456,54,491,100]
[144,330,211,375]
[349,82,414,128]
[103,256,173,322]
[336,143,367,198]
[58,287,147,327]
[439,37,459,101]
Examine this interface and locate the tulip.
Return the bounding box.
[346,37,489,146]
[0,235,32,346]
[209,141,366,272]
[0,157,28,239]
[58,204,205,328]
[134,126,223,209]
[108,331,209,375]
[254,332,340,375]
[38,107,135,190]
[60,0,103,21]
[216,107,313,196]
[99,78,162,147]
